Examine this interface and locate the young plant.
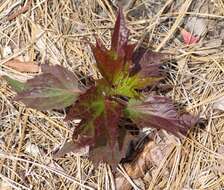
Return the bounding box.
[4,8,198,167]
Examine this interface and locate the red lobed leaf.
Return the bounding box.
[90,8,131,84]
[14,65,83,110]
[125,96,198,136]
[89,126,134,169]
[95,38,107,52]
[72,98,123,149]
[41,64,80,90]
[92,46,124,84]
[124,44,136,62]
[26,73,64,88]
[131,47,169,78]
[15,86,78,110]
[65,86,99,121]
[124,46,171,90]
[94,99,122,148]
[4,7,202,169]
[68,91,126,167]
[111,7,129,57]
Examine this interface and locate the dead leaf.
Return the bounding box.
[115,175,132,190]
[115,140,155,190]
[4,59,39,73]
[24,142,40,157]
[213,97,224,111]
[149,146,164,167]
[113,0,134,10]
[181,29,199,45]
[186,17,207,37]
[115,133,177,189]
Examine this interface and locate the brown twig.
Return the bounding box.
[7,0,32,21]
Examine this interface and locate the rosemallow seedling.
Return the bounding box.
[4,8,198,168]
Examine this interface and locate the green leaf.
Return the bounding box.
[113,73,160,97]
[3,76,27,93]
[113,74,140,98]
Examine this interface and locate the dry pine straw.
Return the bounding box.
[0,0,224,189]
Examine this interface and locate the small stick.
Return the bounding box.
[7,0,32,21]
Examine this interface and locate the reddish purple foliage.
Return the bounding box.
[4,8,198,168]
